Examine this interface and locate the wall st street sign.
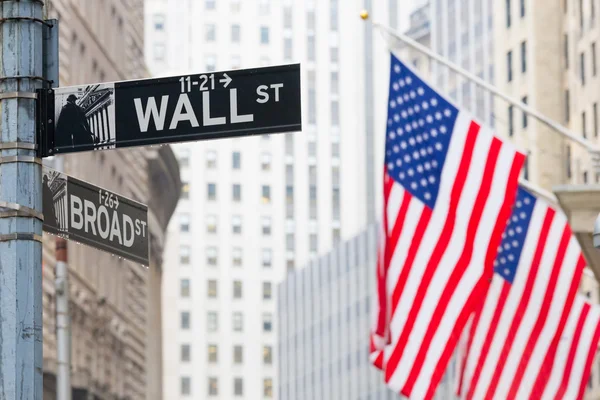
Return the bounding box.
[42,166,149,265]
[37,64,302,156]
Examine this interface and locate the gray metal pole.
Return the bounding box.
[0,1,44,399]
[55,236,71,400]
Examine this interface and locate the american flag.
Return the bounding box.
[455,187,591,400]
[370,53,525,399]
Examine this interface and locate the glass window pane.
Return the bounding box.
[208,312,218,332]
[180,279,190,297]
[181,344,191,362]
[234,345,244,363]
[207,280,218,298]
[233,312,243,331]
[179,245,190,264]
[231,24,241,42]
[263,282,272,300]
[208,377,218,396]
[262,248,272,267]
[260,26,269,44]
[181,376,191,395]
[208,344,218,363]
[181,311,191,329]
[207,247,218,266]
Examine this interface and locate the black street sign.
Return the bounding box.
[42,166,149,265]
[38,64,302,156]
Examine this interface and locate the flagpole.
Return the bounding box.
[363,15,600,157]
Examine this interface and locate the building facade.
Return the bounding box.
[145,0,397,398]
[41,1,181,399]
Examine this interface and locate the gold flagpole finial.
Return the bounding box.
[360,9,370,20]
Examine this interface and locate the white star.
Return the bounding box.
[440,126,447,134]
[432,160,438,168]
[387,163,394,170]
[431,128,438,137]
[501,257,506,264]
[424,192,431,200]
[444,109,452,117]
[388,119,392,126]
[417,165,424,173]
[420,148,427,156]
[415,105,421,112]
[516,227,523,234]
[416,135,423,143]
[424,162,431,170]
[524,197,531,205]
[435,142,443,151]
[494,261,499,267]
[498,246,503,253]
[408,108,414,116]
[393,145,399,153]
[396,159,402,167]
[409,137,416,146]
[390,100,397,108]
[422,102,429,110]
[411,182,418,190]
[412,121,418,129]
[406,76,413,84]
[399,172,405,179]
[408,168,415,176]
[389,132,396,140]
[397,96,404,105]
[418,119,425,127]
[401,110,408,118]
[399,79,406,87]
[404,154,411,162]
[428,176,436,184]
[431,98,438,107]
[406,125,412,133]
[396,127,404,136]
[520,212,527,219]
[410,91,417,99]
[413,151,420,159]
[421,178,427,186]
[502,233,507,239]
[393,83,399,91]
[508,254,515,262]
[427,146,434,154]
[404,94,410,101]
[508,229,515,236]
[400,141,407,149]
[394,114,400,122]
[504,267,510,275]
[512,216,518,222]
[426,115,434,123]
[504,243,510,250]
[394,64,401,73]
[423,133,429,140]
[417,87,425,96]
[516,201,522,208]
[435,112,442,120]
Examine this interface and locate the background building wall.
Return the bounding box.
[41,1,180,399]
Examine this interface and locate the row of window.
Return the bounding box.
[182,212,273,234]
[204,24,269,45]
[181,376,273,397]
[203,0,269,14]
[506,41,527,82]
[180,343,272,365]
[180,311,273,332]
[204,151,271,170]
[180,279,273,300]
[178,245,273,267]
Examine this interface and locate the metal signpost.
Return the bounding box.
[37,64,302,156]
[41,166,149,265]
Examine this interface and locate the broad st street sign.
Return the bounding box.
[42,166,149,265]
[37,64,302,156]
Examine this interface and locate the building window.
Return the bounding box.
[206,150,217,168]
[593,42,597,76]
[153,14,165,30]
[205,24,216,41]
[232,247,242,267]
[208,280,217,298]
[181,311,191,330]
[205,54,217,72]
[521,41,527,73]
[523,151,530,180]
[332,187,341,220]
[331,101,339,126]
[594,103,598,137]
[567,144,572,179]
[264,378,273,398]
[208,377,218,396]
[330,0,338,30]
[233,281,243,299]
[178,148,190,166]
[520,0,525,16]
[262,248,272,268]
[208,344,218,363]
[206,215,217,233]
[287,259,295,273]
[180,213,190,232]
[232,151,241,169]
[180,279,191,298]
[207,183,217,200]
[565,34,569,69]
[260,26,269,44]
[286,185,294,219]
[207,312,218,332]
[284,6,292,28]
[506,0,511,27]
[234,345,243,363]
[333,228,341,243]
[259,0,270,15]
[307,11,316,31]
[308,36,316,61]
[263,313,272,332]
[232,215,242,234]
[154,43,166,61]
[261,152,272,170]
[231,24,241,43]
[507,51,513,82]
[508,105,514,137]
[261,185,271,204]
[580,0,584,28]
[262,216,271,235]
[308,71,316,124]
[309,186,317,219]
[331,47,339,63]
[286,233,294,251]
[263,345,272,364]
[233,312,243,331]
[581,52,586,85]
[231,0,241,12]
[205,0,215,9]
[584,171,589,183]
[179,245,190,264]
[583,111,587,138]
[310,233,318,252]
[206,247,218,266]
[181,344,191,362]
[180,181,190,199]
[284,38,293,60]
[181,377,191,396]
[232,184,242,201]
[565,89,570,122]
[234,377,244,396]
[331,71,339,95]
[522,96,528,128]
[263,282,272,300]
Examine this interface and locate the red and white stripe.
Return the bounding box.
[372,111,525,399]
[538,295,600,399]
[456,201,586,400]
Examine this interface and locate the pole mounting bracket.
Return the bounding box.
[0,142,38,151]
[0,91,37,100]
[0,201,44,221]
[0,233,43,243]
[0,155,42,165]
